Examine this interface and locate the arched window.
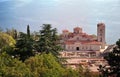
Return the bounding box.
[76,47,79,51]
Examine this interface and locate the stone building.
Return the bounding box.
[60,23,108,72]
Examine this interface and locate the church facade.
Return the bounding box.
[60,23,107,72]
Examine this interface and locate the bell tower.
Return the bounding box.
[97,23,105,49]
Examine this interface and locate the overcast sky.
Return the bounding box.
[0,0,120,44]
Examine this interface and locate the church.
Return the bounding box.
[60,23,108,72]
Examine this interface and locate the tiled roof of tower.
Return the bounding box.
[97,22,105,27]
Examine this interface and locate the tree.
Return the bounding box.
[34,24,62,57]
[14,29,17,39]
[0,52,32,77]
[13,31,34,62]
[27,25,30,38]
[104,39,120,77]
[12,25,34,61]
[0,32,16,49]
[98,65,109,77]
[63,68,79,77]
[25,53,65,77]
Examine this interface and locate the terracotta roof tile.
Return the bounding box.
[64,40,101,45]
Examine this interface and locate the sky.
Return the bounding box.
[0,0,120,44]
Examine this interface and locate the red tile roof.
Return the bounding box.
[64,40,101,45]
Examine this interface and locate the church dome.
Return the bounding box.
[74,27,82,34]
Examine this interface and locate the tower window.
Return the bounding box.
[101,38,102,42]
[76,47,79,51]
[100,29,102,32]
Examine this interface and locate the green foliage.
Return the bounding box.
[0,52,98,77]
[104,39,120,77]
[34,24,62,57]
[98,65,109,77]
[25,53,65,77]
[0,32,16,49]
[1,45,14,56]
[0,52,32,77]
[13,32,34,61]
[63,68,79,77]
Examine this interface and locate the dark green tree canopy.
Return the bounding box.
[11,25,34,62]
[104,39,120,77]
[34,24,62,56]
[13,32,34,61]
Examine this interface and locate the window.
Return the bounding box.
[100,29,102,32]
[77,37,79,40]
[76,47,79,51]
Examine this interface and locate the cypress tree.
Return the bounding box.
[14,29,17,39]
[27,25,30,38]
